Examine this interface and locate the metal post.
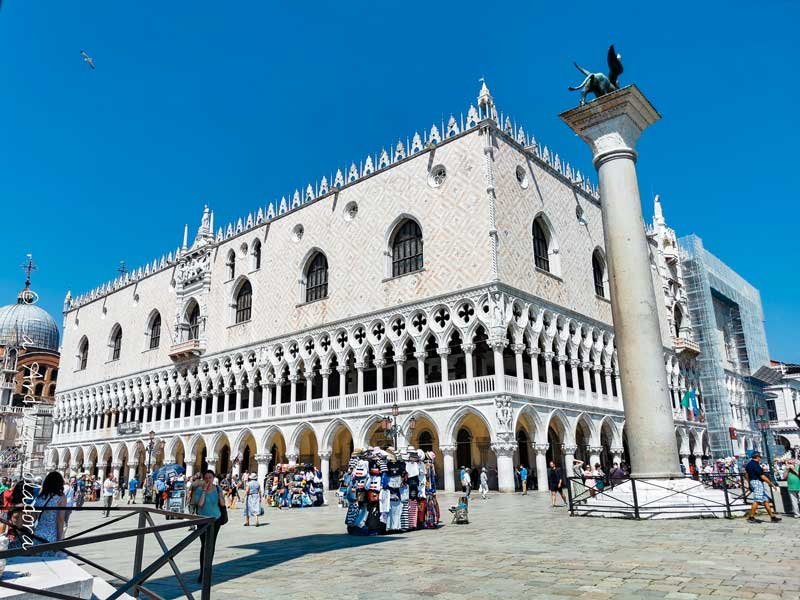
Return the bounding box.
[201,523,214,600]
[722,483,732,519]
[132,510,146,598]
[630,479,640,520]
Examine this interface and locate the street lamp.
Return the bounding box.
[146,430,156,502]
[381,402,416,449]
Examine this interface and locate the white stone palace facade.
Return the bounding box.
[47,83,707,492]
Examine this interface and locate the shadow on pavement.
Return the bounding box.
[141,533,399,594]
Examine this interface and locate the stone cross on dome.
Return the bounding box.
[17,253,38,304]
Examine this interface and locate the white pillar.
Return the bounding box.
[438,348,450,392]
[557,357,568,401]
[337,366,347,402]
[513,345,525,394]
[593,366,603,403]
[248,384,255,412]
[287,452,298,468]
[615,370,623,404]
[275,380,283,404]
[305,371,314,402]
[97,466,106,481]
[493,443,516,493]
[544,352,555,399]
[561,88,680,477]
[256,453,272,487]
[534,444,549,492]
[680,454,691,473]
[374,360,384,403]
[111,462,121,481]
[127,464,137,483]
[415,352,427,399]
[395,357,405,399]
[185,463,194,479]
[321,369,330,399]
[588,447,603,469]
[491,339,506,393]
[462,344,475,394]
[289,375,298,405]
[319,451,331,492]
[441,445,456,493]
[528,349,540,396]
[206,459,217,475]
[356,362,364,398]
[604,370,614,402]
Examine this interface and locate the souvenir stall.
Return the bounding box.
[265,464,326,508]
[343,446,440,535]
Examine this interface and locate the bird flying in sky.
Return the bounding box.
[80,50,95,70]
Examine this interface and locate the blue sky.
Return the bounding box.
[1,2,797,361]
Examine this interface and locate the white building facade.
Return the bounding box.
[47,84,706,492]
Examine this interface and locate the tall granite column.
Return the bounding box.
[561,86,680,478]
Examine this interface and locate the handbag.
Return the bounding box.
[216,486,229,526]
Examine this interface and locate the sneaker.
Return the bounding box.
[747,517,762,523]
[771,516,782,523]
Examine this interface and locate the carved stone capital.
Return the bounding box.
[461,343,475,354]
[532,443,549,455]
[511,343,526,355]
[439,444,456,456]
[318,451,332,461]
[413,351,427,361]
[491,443,516,457]
[254,453,272,465]
[562,444,578,455]
[373,360,386,369]
[610,447,625,455]
[436,347,451,357]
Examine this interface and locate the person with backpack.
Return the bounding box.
[33,471,68,557]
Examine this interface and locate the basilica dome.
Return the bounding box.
[0,290,60,352]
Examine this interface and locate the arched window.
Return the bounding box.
[110,326,122,361]
[252,239,262,270]
[305,252,328,303]
[674,306,683,338]
[592,250,606,297]
[391,219,424,277]
[226,250,235,280]
[532,218,551,272]
[77,338,89,370]
[149,313,161,349]
[187,303,201,341]
[235,280,253,323]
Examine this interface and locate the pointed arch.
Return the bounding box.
[532,212,561,276]
[445,406,495,444]
[574,412,598,446]
[545,408,574,445]
[386,215,424,278]
[320,418,355,451]
[357,414,386,449]
[206,431,231,460]
[514,405,545,444]
[599,415,622,448]
[232,427,257,455]
[185,432,205,461]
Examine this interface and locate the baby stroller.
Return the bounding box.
[449,495,469,524]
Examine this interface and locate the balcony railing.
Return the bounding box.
[53,372,631,443]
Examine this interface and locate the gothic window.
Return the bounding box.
[252,239,262,270]
[77,338,88,370]
[674,306,683,338]
[391,219,424,277]
[188,303,200,341]
[235,280,253,323]
[110,326,122,361]
[226,250,235,280]
[305,252,328,303]
[149,313,161,349]
[592,250,606,297]
[532,217,550,272]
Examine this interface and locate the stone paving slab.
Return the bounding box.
[60,492,800,599]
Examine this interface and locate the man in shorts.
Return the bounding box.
[746,451,781,524]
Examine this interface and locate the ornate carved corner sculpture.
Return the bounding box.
[495,396,513,438]
[568,45,623,106]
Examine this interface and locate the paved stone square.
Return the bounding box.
[66,492,800,600]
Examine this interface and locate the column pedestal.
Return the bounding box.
[561,86,680,478]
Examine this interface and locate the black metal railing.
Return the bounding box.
[565,473,768,519]
[0,505,215,599]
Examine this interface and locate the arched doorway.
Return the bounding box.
[575,419,591,465]
[296,426,319,467]
[452,411,495,490]
[407,413,443,490]
[328,423,354,490]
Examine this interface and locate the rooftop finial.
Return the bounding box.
[17,254,39,305]
[653,194,664,226]
[477,77,496,121]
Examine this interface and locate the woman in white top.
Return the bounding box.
[63,479,75,527]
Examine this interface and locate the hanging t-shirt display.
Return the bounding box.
[343,446,440,535]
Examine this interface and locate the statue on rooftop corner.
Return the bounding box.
[568,45,624,106]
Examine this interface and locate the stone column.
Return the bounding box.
[615,369,623,404]
[561,86,680,478]
[570,360,580,395]
[557,357,568,401]
[223,388,231,414]
[533,443,549,492]
[289,374,298,405]
[543,352,555,399]
[680,454,691,474]
[264,383,273,406]
[286,452,298,468]
[441,445,456,493]
[395,357,405,399]
[320,368,330,400]
[562,444,577,474]
[337,366,347,402]
[211,392,219,414]
[185,463,194,479]
[437,348,450,392]
[414,351,427,400]
[248,384,256,412]
[355,362,364,398]
[305,370,314,403]
[318,451,331,492]
[528,348,540,396]
[234,385,243,412]
[588,447,603,469]
[462,343,475,394]
[593,365,603,403]
[275,381,283,405]
[97,466,106,481]
[373,360,385,403]
[206,459,217,475]
[513,344,526,393]
[255,453,272,487]
[604,370,614,402]
[694,455,703,471]
[111,462,121,482]
[493,443,516,493]
[611,447,625,467]
[490,339,506,393]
